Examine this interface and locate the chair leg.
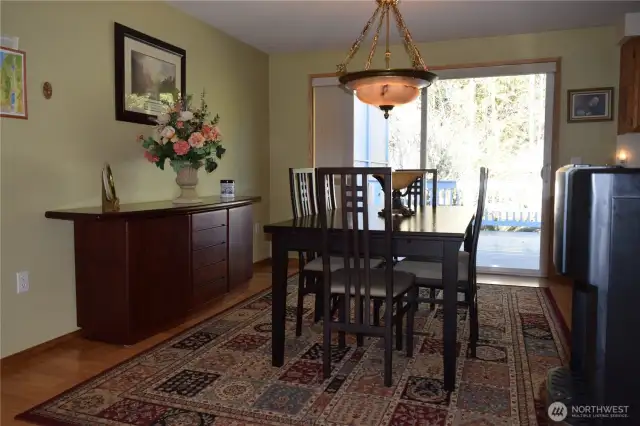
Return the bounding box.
[384,303,393,387]
[406,286,418,358]
[314,277,323,323]
[395,303,403,351]
[373,300,381,326]
[357,299,364,347]
[295,273,306,337]
[429,288,435,311]
[323,286,332,380]
[338,296,346,349]
[469,293,479,358]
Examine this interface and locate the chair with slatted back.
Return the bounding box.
[399,168,438,210]
[289,168,381,336]
[394,167,489,356]
[317,167,419,387]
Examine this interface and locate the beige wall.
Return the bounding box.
[0,1,270,357]
[269,26,620,224]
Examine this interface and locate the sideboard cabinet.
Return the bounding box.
[45,196,260,345]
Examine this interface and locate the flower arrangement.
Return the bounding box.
[138,91,226,173]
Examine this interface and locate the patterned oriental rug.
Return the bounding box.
[17,277,569,426]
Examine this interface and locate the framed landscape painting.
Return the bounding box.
[114,23,186,125]
[1,47,28,119]
[567,87,614,123]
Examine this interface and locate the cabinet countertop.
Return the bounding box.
[45,195,261,221]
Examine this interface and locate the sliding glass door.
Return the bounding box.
[386,64,556,276]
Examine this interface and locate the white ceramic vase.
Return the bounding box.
[174,166,202,204]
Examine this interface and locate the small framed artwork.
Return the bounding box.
[567,87,614,123]
[114,22,186,125]
[0,47,28,119]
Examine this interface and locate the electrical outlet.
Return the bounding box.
[16,271,29,294]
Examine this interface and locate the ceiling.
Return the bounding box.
[169,0,640,53]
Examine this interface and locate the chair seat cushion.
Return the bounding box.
[303,256,383,272]
[394,252,469,283]
[330,268,415,298]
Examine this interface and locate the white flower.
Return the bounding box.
[180,111,194,121]
[156,113,170,125]
[171,136,178,143]
[160,126,176,140]
[159,137,167,145]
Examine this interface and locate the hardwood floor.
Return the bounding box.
[1,262,570,425]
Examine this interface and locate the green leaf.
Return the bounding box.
[205,158,218,173]
[215,145,226,159]
[142,138,156,149]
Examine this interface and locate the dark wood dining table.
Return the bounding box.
[263,206,474,391]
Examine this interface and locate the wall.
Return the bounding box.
[269,26,620,224]
[0,1,270,357]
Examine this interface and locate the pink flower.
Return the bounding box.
[211,126,222,141]
[176,121,184,129]
[188,132,206,148]
[202,124,213,140]
[173,140,190,156]
[144,151,159,163]
[137,134,144,142]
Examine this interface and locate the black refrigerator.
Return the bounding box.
[550,165,640,425]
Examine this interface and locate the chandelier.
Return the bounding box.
[337,0,437,119]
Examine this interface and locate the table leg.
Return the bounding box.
[271,235,287,367]
[442,241,459,391]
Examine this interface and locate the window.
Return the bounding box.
[353,97,389,168]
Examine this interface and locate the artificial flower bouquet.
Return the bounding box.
[138,92,226,173]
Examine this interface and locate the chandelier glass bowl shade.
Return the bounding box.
[337,0,437,118]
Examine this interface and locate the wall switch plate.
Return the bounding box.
[16,271,29,294]
[254,222,261,235]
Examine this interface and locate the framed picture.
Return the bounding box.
[567,87,614,123]
[114,23,186,125]
[1,47,28,119]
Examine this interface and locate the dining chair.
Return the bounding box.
[398,168,438,210]
[289,168,382,336]
[317,167,419,387]
[394,167,489,356]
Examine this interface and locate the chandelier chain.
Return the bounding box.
[365,4,389,70]
[337,4,382,74]
[391,3,427,70]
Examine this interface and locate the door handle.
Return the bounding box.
[540,164,549,181]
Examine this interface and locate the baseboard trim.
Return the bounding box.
[1,329,83,365]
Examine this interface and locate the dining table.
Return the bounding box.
[263,205,474,391]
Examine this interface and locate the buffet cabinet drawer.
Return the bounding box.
[193,276,227,305]
[193,260,227,287]
[193,226,227,250]
[192,243,227,270]
[192,210,227,231]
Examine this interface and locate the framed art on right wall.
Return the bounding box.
[567,87,614,123]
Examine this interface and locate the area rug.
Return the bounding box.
[17,277,569,426]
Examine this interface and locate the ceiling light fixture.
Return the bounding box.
[337,0,437,119]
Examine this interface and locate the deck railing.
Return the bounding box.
[425,180,541,229]
[368,178,541,229]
